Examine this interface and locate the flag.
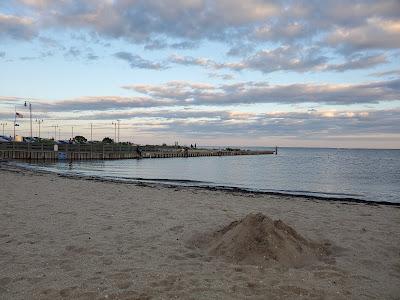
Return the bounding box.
[16,112,23,118]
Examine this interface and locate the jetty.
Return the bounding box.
[0,142,275,161]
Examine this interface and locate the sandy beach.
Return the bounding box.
[0,164,399,300]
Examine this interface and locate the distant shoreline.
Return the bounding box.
[2,159,399,207]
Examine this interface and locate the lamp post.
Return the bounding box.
[112,121,117,143]
[0,122,6,136]
[35,119,43,139]
[117,120,120,143]
[24,101,33,139]
[50,125,59,141]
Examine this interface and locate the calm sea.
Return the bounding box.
[16,147,400,204]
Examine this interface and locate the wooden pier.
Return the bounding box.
[0,142,275,161]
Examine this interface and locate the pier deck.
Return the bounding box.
[0,142,275,161]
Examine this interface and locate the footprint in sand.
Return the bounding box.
[168,225,184,234]
[0,277,12,289]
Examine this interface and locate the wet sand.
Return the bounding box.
[0,165,399,299]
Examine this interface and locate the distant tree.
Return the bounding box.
[102,137,114,144]
[74,135,87,144]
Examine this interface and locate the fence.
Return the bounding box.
[0,142,275,161]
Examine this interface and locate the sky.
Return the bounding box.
[0,0,399,148]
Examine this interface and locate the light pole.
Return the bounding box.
[35,119,43,139]
[0,122,6,136]
[50,125,59,141]
[117,120,120,143]
[24,101,33,139]
[112,121,117,143]
[90,123,93,142]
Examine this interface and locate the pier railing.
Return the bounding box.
[0,142,275,161]
[0,142,140,160]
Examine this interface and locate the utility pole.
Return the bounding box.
[71,126,74,140]
[117,120,120,143]
[0,122,6,136]
[50,125,59,140]
[35,119,43,139]
[90,123,93,142]
[24,101,33,139]
[112,121,117,143]
[58,127,61,140]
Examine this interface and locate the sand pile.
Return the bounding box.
[200,213,330,268]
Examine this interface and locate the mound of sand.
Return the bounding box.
[198,213,330,268]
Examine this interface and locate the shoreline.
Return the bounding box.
[2,160,399,207]
[1,163,400,299]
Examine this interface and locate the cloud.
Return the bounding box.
[6,0,398,51]
[169,54,221,69]
[119,108,400,139]
[326,54,387,72]
[38,36,66,50]
[0,13,36,39]
[124,78,400,106]
[325,17,400,53]
[86,53,99,60]
[171,48,388,74]
[1,0,397,76]
[226,43,256,57]
[0,96,25,103]
[5,103,398,140]
[143,39,168,50]
[63,109,234,121]
[18,50,53,60]
[234,46,327,73]
[2,78,399,115]
[65,46,81,58]
[34,96,178,112]
[2,92,399,144]
[15,0,274,42]
[170,41,198,49]
[143,39,199,50]
[207,73,235,80]
[369,69,400,77]
[114,52,168,70]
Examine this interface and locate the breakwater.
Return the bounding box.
[0,142,275,161]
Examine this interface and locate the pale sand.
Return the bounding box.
[0,165,399,299]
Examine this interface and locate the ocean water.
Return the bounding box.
[17,147,400,204]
